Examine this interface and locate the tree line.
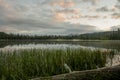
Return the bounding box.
[0,29,120,40]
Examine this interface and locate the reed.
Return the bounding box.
[0,48,112,80]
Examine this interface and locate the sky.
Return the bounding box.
[0,0,120,35]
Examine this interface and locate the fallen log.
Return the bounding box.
[30,65,120,80]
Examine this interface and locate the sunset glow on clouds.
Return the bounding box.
[0,0,120,35]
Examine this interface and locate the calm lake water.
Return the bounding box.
[0,40,120,67]
[0,40,120,50]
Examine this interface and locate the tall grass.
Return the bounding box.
[0,48,112,80]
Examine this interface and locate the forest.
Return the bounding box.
[0,29,120,40]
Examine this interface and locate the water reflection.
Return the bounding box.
[0,40,120,50]
[106,52,120,67]
[1,44,82,50]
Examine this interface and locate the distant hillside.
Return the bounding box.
[79,29,120,40]
[0,29,120,40]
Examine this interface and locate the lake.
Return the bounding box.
[0,40,120,67]
[0,40,120,50]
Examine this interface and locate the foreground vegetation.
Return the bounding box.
[0,48,116,80]
[0,28,120,40]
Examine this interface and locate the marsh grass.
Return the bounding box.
[0,48,113,80]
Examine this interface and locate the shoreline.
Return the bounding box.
[0,39,120,42]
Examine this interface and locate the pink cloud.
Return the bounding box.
[51,0,74,8]
[0,0,18,18]
[54,13,66,22]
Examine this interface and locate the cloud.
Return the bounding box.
[115,4,120,10]
[83,0,100,5]
[54,8,80,14]
[53,8,80,22]
[0,16,61,29]
[45,23,97,34]
[0,0,10,16]
[69,15,100,19]
[0,0,119,34]
[63,24,97,34]
[0,13,97,34]
[114,0,120,10]
[0,0,18,17]
[112,13,120,19]
[54,13,66,22]
[82,15,100,19]
[118,0,120,2]
[51,0,75,8]
[96,6,118,12]
[111,25,120,30]
[96,6,109,12]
